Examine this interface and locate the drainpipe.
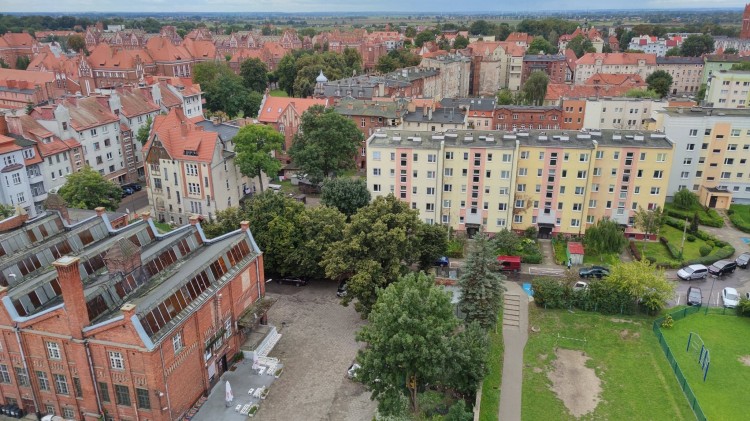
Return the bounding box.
[83,340,104,416]
[14,325,39,416]
[159,345,174,420]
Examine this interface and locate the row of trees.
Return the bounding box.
[192,61,264,119]
[275,49,362,97]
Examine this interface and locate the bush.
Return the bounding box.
[661,314,674,329]
[699,245,712,257]
[446,237,465,258]
[646,256,657,264]
[686,235,696,242]
[531,277,636,315]
[686,244,736,265]
[523,226,538,239]
[737,298,750,317]
[664,205,724,227]
[705,240,715,248]
[659,236,682,260]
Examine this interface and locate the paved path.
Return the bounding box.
[538,238,555,265]
[498,282,529,421]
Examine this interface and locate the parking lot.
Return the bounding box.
[671,265,750,307]
[254,280,377,421]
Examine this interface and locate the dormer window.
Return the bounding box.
[184,150,198,156]
[62,122,68,130]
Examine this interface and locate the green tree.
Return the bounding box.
[323,194,422,315]
[275,52,300,96]
[404,26,417,38]
[444,322,489,398]
[414,30,436,47]
[239,57,269,93]
[289,105,364,184]
[453,34,469,50]
[15,55,30,70]
[469,20,493,35]
[724,47,739,55]
[496,88,515,105]
[66,34,85,53]
[458,232,506,330]
[731,62,750,71]
[646,70,673,98]
[136,116,152,146]
[527,36,558,55]
[602,260,675,313]
[522,71,549,106]
[673,189,699,210]
[355,272,456,414]
[680,34,714,57]
[665,46,682,57]
[320,177,371,218]
[696,84,707,101]
[194,62,257,117]
[602,44,613,53]
[567,34,595,58]
[584,218,627,260]
[291,206,347,280]
[634,205,664,240]
[58,166,123,211]
[376,55,399,73]
[492,228,521,255]
[201,207,244,239]
[416,223,449,271]
[625,88,660,99]
[0,203,14,219]
[233,124,283,192]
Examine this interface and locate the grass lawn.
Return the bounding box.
[269,89,288,97]
[478,314,503,421]
[152,221,173,234]
[582,253,620,267]
[636,224,715,264]
[661,313,750,421]
[522,307,693,421]
[730,204,750,222]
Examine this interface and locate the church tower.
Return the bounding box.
[742,4,750,39]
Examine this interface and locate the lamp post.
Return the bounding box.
[705,275,717,315]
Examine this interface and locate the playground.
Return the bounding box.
[661,312,750,421]
[522,307,693,420]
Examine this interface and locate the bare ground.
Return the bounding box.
[547,349,602,418]
[739,355,750,366]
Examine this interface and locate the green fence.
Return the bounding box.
[653,306,707,421]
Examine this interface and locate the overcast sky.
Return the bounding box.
[3,0,748,13]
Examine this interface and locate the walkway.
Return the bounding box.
[498,282,529,421]
[538,238,555,265]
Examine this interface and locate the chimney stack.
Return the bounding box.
[53,256,89,338]
[95,206,106,217]
[189,216,199,226]
[180,121,188,137]
[240,221,249,231]
[140,211,151,222]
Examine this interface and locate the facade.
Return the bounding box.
[702,54,750,85]
[574,53,657,84]
[0,134,36,217]
[0,209,267,421]
[466,41,526,95]
[366,128,674,237]
[401,106,467,131]
[581,97,668,130]
[0,69,62,110]
[658,107,750,207]
[521,53,576,85]
[419,52,472,99]
[143,108,254,224]
[493,106,562,131]
[627,35,683,57]
[704,70,750,108]
[558,27,605,53]
[0,32,40,69]
[257,95,328,162]
[655,57,704,96]
[440,98,496,130]
[742,3,750,40]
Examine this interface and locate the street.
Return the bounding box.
[117,189,148,216]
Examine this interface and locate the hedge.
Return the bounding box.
[686,245,735,266]
[664,205,724,227]
[729,212,750,233]
[664,217,727,246]
[531,277,639,315]
[655,217,735,266]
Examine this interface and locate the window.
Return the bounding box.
[109,352,124,370]
[37,371,50,391]
[650,187,660,195]
[426,203,435,212]
[571,219,580,227]
[513,215,523,223]
[579,153,589,162]
[686,144,695,151]
[575,186,585,195]
[576,170,587,179]
[500,171,510,179]
[595,150,604,159]
[445,151,454,160]
[372,168,381,176]
[73,377,82,398]
[426,187,435,195]
[427,154,436,163]
[517,184,526,192]
[724,158,734,165]
[689,129,698,136]
[188,183,201,195]
[427,170,435,179]
[515,199,525,208]
[443,184,453,192]
[653,170,663,179]
[573,203,582,211]
[705,129,712,135]
[721,172,731,179]
[588,200,597,208]
[46,342,61,360]
[15,367,29,387]
[99,382,110,403]
[681,171,689,179]
[498,203,507,211]
[593,168,601,176]
[62,408,75,419]
[496,219,506,227]
[372,151,381,160]
[136,388,151,410]
[115,384,131,406]
[0,365,10,384]
[373,184,381,192]
[90,128,98,137]
[54,374,69,395]
[173,332,184,354]
[518,168,528,176]
[186,163,198,176]
[520,151,529,159]
[444,168,453,176]
[45,405,55,416]
[731,129,741,137]
[728,144,738,151]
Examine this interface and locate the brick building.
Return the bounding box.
[0,69,62,110]
[0,32,40,69]
[493,105,562,131]
[257,95,329,163]
[0,209,267,420]
[521,52,576,85]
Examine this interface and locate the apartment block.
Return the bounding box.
[658,107,750,208]
[702,54,750,85]
[0,134,36,218]
[704,71,750,108]
[366,128,674,237]
[582,97,668,130]
[574,53,657,85]
[655,56,704,96]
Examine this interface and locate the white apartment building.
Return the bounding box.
[0,134,36,217]
[582,97,668,131]
[705,71,750,108]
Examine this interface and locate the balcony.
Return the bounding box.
[465,211,481,225]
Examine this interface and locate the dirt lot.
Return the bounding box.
[255,280,377,421]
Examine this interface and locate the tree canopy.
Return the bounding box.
[323,194,423,315]
[275,50,363,97]
[289,105,364,184]
[233,124,283,192]
[527,37,558,55]
[414,30,438,47]
[646,70,674,98]
[458,232,506,330]
[193,62,261,118]
[602,259,675,313]
[453,34,470,50]
[522,71,549,106]
[680,34,714,57]
[239,57,269,93]
[136,116,152,146]
[320,177,371,218]
[58,166,123,211]
[375,49,422,73]
[634,205,664,239]
[584,218,628,259]
[673,189,699,210]
[0,203,14,219]
[567,34,596,58]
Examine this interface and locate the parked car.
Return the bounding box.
[275,277,307,287]
[347,363,361,379]
[496,255,522,272]
[122,183,142,192]
[708,260,737,277]
[121,187,134,198]
[336,280,348,297]
[736,252,750,269]
[687,286,703,306]
[578,266,609,279]
[676,264,709,281]
[722,287,740,308]
[573,281,589,292]
[435,256,450,267]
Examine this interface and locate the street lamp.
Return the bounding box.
[705,275,718,315]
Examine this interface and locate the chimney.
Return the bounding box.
[240,221,249,231]
[189,216,199,226]
[140,211,151,222]
[428,107,432,120]
[95,206,106,217]
[121,303,137,320]
[53,256,89,338]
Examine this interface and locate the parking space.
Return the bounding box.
[672,267,750,308]
[254,280,377,421]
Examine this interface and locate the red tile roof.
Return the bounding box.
[257,96,328,123]
[585,73,646,87]
[146,108,217,163]
[115,87,160,117]
[61,96,120,131]
[0,135,23,155]
[0,68,54,86]
[1,32,37,48]
[546,83,644,102]
[7,115,80,158]
[567,242,584,255]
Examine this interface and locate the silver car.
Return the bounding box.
[677,264,708,281]
[722,287,740,308]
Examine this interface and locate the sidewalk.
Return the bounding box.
[498,282,529,421]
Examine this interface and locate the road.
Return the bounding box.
[117,189,148,215]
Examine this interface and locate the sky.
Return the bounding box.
[2,0,749,13]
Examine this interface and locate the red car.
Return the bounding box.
[497,255,522,273]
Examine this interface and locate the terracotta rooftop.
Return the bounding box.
[0,134,24,156]
[116,87,160,117]
[585,73,647,87]
[257,96,328,123]
[0,68,54,86]
[6,115,80,158]
[61,96,120,131]
[546,83,645,101]
[146,108,218,163]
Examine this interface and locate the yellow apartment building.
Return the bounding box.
[367,128,674,237]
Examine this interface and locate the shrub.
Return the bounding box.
[699,245,712,257]
[727,208,735,216]
[729,211,750,233]
[446,238,465,258]
[523,226,538,239]
[706,240,715,248]
[738,298,750,317]
[659,236,682,260]
[686,235,696,242]
[664,205,724,227]
[687,244,735,265]
[646,256,657,264]
[661,314,674,329]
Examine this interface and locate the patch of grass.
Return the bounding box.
[478,313,503,421]
[661,313,750,421]
[269,89,288,97]
[582,253,620,266]
[636,224,715,264]
[522,307,693,421]
[153,221,173,234]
